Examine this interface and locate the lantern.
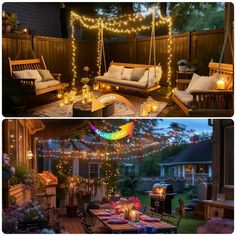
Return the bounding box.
[151,101,159,112]
[57,90,64,99]
[93,82,100,91]
[64,92,70,105]
[82,84,90,99]
[140,103,148,117]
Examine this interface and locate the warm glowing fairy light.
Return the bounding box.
[70,11,172,92]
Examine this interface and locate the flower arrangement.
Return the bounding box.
[81,77,90,85]
[4,200,45,223]
[111,197,142,211]
[177,59,188,66]
[2,153,15,180]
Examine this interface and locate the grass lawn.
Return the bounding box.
[138,191,205,234]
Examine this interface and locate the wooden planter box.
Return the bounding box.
[10,184,31,205]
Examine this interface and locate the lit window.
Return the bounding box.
[89,162,100,178]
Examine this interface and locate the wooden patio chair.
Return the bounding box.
[8,55,63,96]
[161,213,181,233]
[78,213,110,234]
[172,61,233,116]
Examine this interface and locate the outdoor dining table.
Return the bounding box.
[89,209,177,233]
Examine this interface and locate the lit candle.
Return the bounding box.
[82,99,86,105]
[140,104,148,117]
[106,85,111,90]
[57,92,63,99]
[116,86,119,90]
[60,102,64,107]
[216,79,226,90]
[129,210,139,222]
[151,101,159,112]
[93,82,99,91]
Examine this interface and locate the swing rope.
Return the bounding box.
[148,7,157,77]
[217,3,233,74]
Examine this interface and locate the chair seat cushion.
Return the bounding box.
[173,90,193,108]
[95,76,147,88]
[35,79,60,90]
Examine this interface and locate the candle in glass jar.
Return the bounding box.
[129,210,139,222]
[140,104,148,117]
[216,79,226,90]
[152,101,159,112]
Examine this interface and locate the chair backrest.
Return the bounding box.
[8,55,47,77]
[208,61,233,89]
[161,213,181,228]
[80,220,93,234]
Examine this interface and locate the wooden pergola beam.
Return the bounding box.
[34,119,88,139]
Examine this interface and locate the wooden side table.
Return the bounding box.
[176,71,194,80]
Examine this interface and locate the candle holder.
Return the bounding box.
[64,92,69,105]
[151,101,159,112]
[129,210,139,222]
[93,82,100,91]
[57,90,64,99]
[216,78,226,90]
[140,103,148,117]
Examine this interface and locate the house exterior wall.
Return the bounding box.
[3,3,62,37]
[212,120,234,200]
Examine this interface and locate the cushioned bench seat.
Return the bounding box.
[95,76,147,89]
[35,79,60,91]
[95,62,162,94]
[173,90,193,108]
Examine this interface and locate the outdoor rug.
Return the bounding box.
[26,92,167,117]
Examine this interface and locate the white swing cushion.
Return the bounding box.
[13,70,29,79]
[107,65,124,79]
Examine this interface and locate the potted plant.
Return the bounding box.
[66,176,78,217]
[177,59,188,72]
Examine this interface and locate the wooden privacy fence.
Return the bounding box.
[3,29,224,85]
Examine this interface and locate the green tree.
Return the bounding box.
[169,3,224,33]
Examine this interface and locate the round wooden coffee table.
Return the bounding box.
[73,100,103,117]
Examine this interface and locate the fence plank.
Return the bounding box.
[2,29,224,85]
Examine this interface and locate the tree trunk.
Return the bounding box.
[157,3,168,36]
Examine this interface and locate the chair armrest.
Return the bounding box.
[190,90,233,110]
[175,79,190,91]
[190,90,233,95]
[51,73,62,82]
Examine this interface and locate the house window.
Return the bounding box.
[185,164,193,173]
[196,164,208,173]
[89,162,100,179]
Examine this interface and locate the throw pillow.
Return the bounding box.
[139,70,149,84]
[107,65,124,79]
[120,68,133,80]
[185,73,201,93]
[38,69,54,81]
[13,70,29,79]
[189,75,214,92]
[130,68,146,81]
[25,69,42,82]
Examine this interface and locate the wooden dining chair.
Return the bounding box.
[142,206,163,220]
[161,213,181,233]
[78,214,110,234]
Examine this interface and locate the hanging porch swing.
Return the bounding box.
[70,8,173,96]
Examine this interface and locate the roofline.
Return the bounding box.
[160,161,212,166]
